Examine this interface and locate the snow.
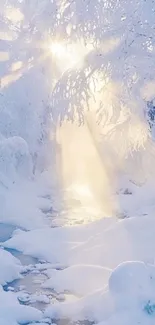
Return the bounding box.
[3,213,155,324]
[0,180,47,230]
[0,248,22,285]
[1,0,155,324]
[4,213,155,267]
[17,292,50,304]
[0,240,44,325]
[108,261,153,295]
[31,323,51,325]
[44,261,155,324]
[0,286,42,325]
[0,136,33,183]
[3,217,116,264]
[0,135,53,231]
[42,265,111,296]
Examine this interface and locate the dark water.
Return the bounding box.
[0,222,37,264]
[0,223,17,242]
[7,247,38,265]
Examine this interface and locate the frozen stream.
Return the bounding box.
[0,222,92,325]
[0,223,64,322]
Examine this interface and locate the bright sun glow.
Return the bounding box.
[49,40,115,223]
[5,6,24,24]
[70,184,93,199]
[49,41,82,70]
[56,119,115,224]
[48,40,93,71]
[49,42,67,58]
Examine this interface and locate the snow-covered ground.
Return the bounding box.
[0,137,155,325]
[1,181,155,325]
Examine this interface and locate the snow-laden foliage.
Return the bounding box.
[0,0,55,185]
[0,136,32,185]
[0,0,155,186]
[50,0,155,117]
[51,0,155,182]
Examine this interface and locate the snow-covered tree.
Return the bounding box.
[1,0,155,184]
[50,0,155,183]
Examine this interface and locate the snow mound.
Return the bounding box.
[5,215,155,324]
[0,180,48,230]
[4,214,155,267]
[3,217,116,263]
[0,136,49,230]
[42,264,111,296]
[0,136,32,185]
[0,286,42,325]
[0,248,22,285]
[109,261,152,295]
[45,261,155,324]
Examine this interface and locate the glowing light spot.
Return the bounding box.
[71,184,93,198]
[0,52,9,62]
[49,42,67,59]
[0,31,15,41]
[0,72,22,88]
[10,61,23,72]
[48,40,93,72]
[5,6,24,24]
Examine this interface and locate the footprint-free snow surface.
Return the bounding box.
[2,182,155,325]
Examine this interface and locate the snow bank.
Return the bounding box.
[44,261,155,324]
[0,286,42,325]
[0,135,50,230]
[0,248,22,285]
[117,178,155,218]
[0,179,49,230]
[0,137,57,230]
[4,214,155,324]
[0,136,33,184]
[3,217,116,263]
[0,248,42,325]
[42,265,111,296]
[4,214,155,267]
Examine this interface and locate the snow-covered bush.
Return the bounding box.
[109,261,152,295]
[0,136,33,186]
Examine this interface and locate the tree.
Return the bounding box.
[1,0,155,183]
[50,0,155,183]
